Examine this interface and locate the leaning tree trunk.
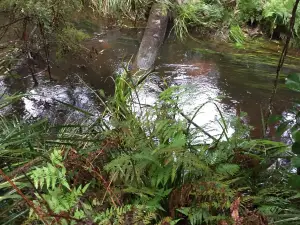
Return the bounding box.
[134,3,169,72]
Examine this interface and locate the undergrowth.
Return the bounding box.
[2,1,300,224]
[1,70,300,224]
[90,0,300,44]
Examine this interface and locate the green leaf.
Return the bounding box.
[171,219,182,225]
[293,130,300,143]
[50,167,57,190]
[0,194,22,201]
[289,175,300,189]
[286,73,300,92]
[170,133,186,147]
[216,164,240,176]
[33,174,39,189]
[292,157,300,167]
[45,171,51,190]
[82,183,90,193]
[268,115,282,124]
[276,122,289,136]
[98,89,106,98]
[292,142,300,154]
[61,179,71,191]
[74,209,85,219]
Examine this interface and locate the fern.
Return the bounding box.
[28,149,90,223]
[94,205,157,225]
[216,163,240,177]
[35,184,89,214]
[30,150,70,190]
[177,207,210,225]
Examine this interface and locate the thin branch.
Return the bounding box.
[0,169,48,225]
[38,21,52,80]
[0,17,27,29]
[0,157,42,182]
[178,109,217,142]
[266,0,300,134]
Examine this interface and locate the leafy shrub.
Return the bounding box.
[262,0,294,36]
[56,26,90,59]
[237,0,264,24]
[1,71,296,224]
[173,0,225,40]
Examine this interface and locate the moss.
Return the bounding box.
[192,38,300,71]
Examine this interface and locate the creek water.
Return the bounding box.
[2,24,300,140]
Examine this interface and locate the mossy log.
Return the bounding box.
[134,3,169,72]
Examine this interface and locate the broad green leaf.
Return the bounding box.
[293,130,300,143]
[276,122,289,136]
[171,219,182,225]
[82,202,92,211]
[292,157,300,167]
[286,73,300,92]
[289,175,300,189]
[292,142,300,154]
[61,219,68,225]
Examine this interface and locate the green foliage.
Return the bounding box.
[286,73,300,92]
[262,0,294,35]
[173,0,225,40]
[0,0,83,27]
[177,207,226,225]
[91,0,154,21]
[171,0,300,43]
[237,0,264,24]
[0,112,51,224]
[260,72,300,224]
[0,0,89,76]
[229,25,246,46]
[56,25,90,59]
[2,1,300,224]
[28,150,90,224]
[101,74,291,224]
[94,205,157,225]
[0,69,299,224]
[34,184,89,214]
[30,150,70,190]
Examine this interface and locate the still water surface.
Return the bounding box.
[2,26,300,139]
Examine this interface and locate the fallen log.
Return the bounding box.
[134,3,169,72]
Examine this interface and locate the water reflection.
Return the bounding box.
[134,60,235,141]
[1,28,300,139]
[21,74,100,123]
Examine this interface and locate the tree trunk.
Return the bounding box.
[134,3,168,72]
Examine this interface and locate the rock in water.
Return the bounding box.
[134,3,169,71]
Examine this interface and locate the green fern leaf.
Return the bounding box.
[216,164,240,176]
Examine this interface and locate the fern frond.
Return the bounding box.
[216,163,240,177]
[30,163,70,190]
